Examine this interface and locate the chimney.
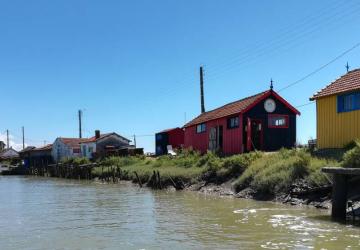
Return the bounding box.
[200,66,205,113]
[95,130,100,139]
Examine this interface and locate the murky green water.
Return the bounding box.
[0,176,359,249]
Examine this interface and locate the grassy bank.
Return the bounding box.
[87,143,360,196]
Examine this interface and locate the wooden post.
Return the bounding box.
[332,174,348,220]
[134,171,142,188]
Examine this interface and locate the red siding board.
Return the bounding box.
[184,114,243,155]
[167,128,184,149]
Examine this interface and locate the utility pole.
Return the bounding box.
[22,126,25,150]
[200,66,205,113]
[6,129,9,149]
[78,110,82,139]
[133,134,137,148]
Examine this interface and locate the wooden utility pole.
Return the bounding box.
[133,135,137,148]
[78,110,82,139]
[22,126,25,150]
[6,129,9,149]
[200,66,205,113]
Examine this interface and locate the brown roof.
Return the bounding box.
[60,138,88,148]
[184,90,300,128]
[184,91,268,128]
[310,69,360,100]
[33,144,53,151]
[80,133,131,143]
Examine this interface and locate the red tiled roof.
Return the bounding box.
[60,138,88,148]
[80,133,112,143]
[310,69,360,100]
[184,90,300,128]
[80,133,131,143]
[184,91,268,128]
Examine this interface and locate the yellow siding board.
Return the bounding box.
[316,95,360,148]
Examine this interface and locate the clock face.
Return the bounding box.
[264,98,276,113]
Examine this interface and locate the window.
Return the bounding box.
[338,92,360,113]
[268,115,289,128]
[227,116,239,129]
[73,148,81,154]
[196,123,206,133]
[88,147,93,153]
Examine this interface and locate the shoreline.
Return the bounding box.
[14,173,331,210]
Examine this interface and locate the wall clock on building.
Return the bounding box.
[264,98,276,113]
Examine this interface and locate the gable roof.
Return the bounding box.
[80,133,131,143]
[33,144,53,151]
[59,138,88,148]
[310,69,360,100]
[184,90,300,128]
[0,148,19,158]
[19,146,36,153]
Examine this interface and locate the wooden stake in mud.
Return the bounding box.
[157,171,162,189]
[134,171,142,188]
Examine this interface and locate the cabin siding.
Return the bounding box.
[316,95,360,148]
[184,115,243,155]
[243,94,296,151]
[167,128,184,149]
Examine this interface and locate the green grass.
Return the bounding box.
[342,140,360,168]
[91,147,345,194]
[233,148,338,194]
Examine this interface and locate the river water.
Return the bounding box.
[0,176,359,250]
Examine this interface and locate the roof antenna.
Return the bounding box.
[346,62,350,73]
[270,78,274,90]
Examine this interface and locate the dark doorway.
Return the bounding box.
[246,118,263,151]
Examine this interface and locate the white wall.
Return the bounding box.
[51,138,74,163]
[80,142,96,159]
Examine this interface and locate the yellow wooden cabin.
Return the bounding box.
[310,69,360,149]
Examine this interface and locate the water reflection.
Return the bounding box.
[0,176,359,250]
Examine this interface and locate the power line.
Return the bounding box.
[295,102,315,108]
[278,41,360,92]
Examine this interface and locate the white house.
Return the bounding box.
[80,130,132,159]
[51,137,88,163]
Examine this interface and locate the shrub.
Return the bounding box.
[61,157,90,166]
[342,140,360,168]
[222,151,263,176]
[233,149,311,194]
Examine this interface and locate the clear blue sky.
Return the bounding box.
[1,0,360,152]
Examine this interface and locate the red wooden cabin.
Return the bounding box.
[155,127,184,155]
[183,89,300,155]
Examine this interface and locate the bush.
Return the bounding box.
[222,151,263,176]
[61,157,90,166]
[233,149,313,194]
[342,140,360,168]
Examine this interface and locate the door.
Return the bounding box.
[208,126,223,153]
[246,118,263,151]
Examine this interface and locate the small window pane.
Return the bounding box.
[228,116,239,129]
[196,123,206,133]
[268,115,288,128]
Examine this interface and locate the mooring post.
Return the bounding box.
[332,174,348,220]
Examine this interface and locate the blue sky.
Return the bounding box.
[1,0,360,152]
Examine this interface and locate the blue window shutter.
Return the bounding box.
[337,95,344,112]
